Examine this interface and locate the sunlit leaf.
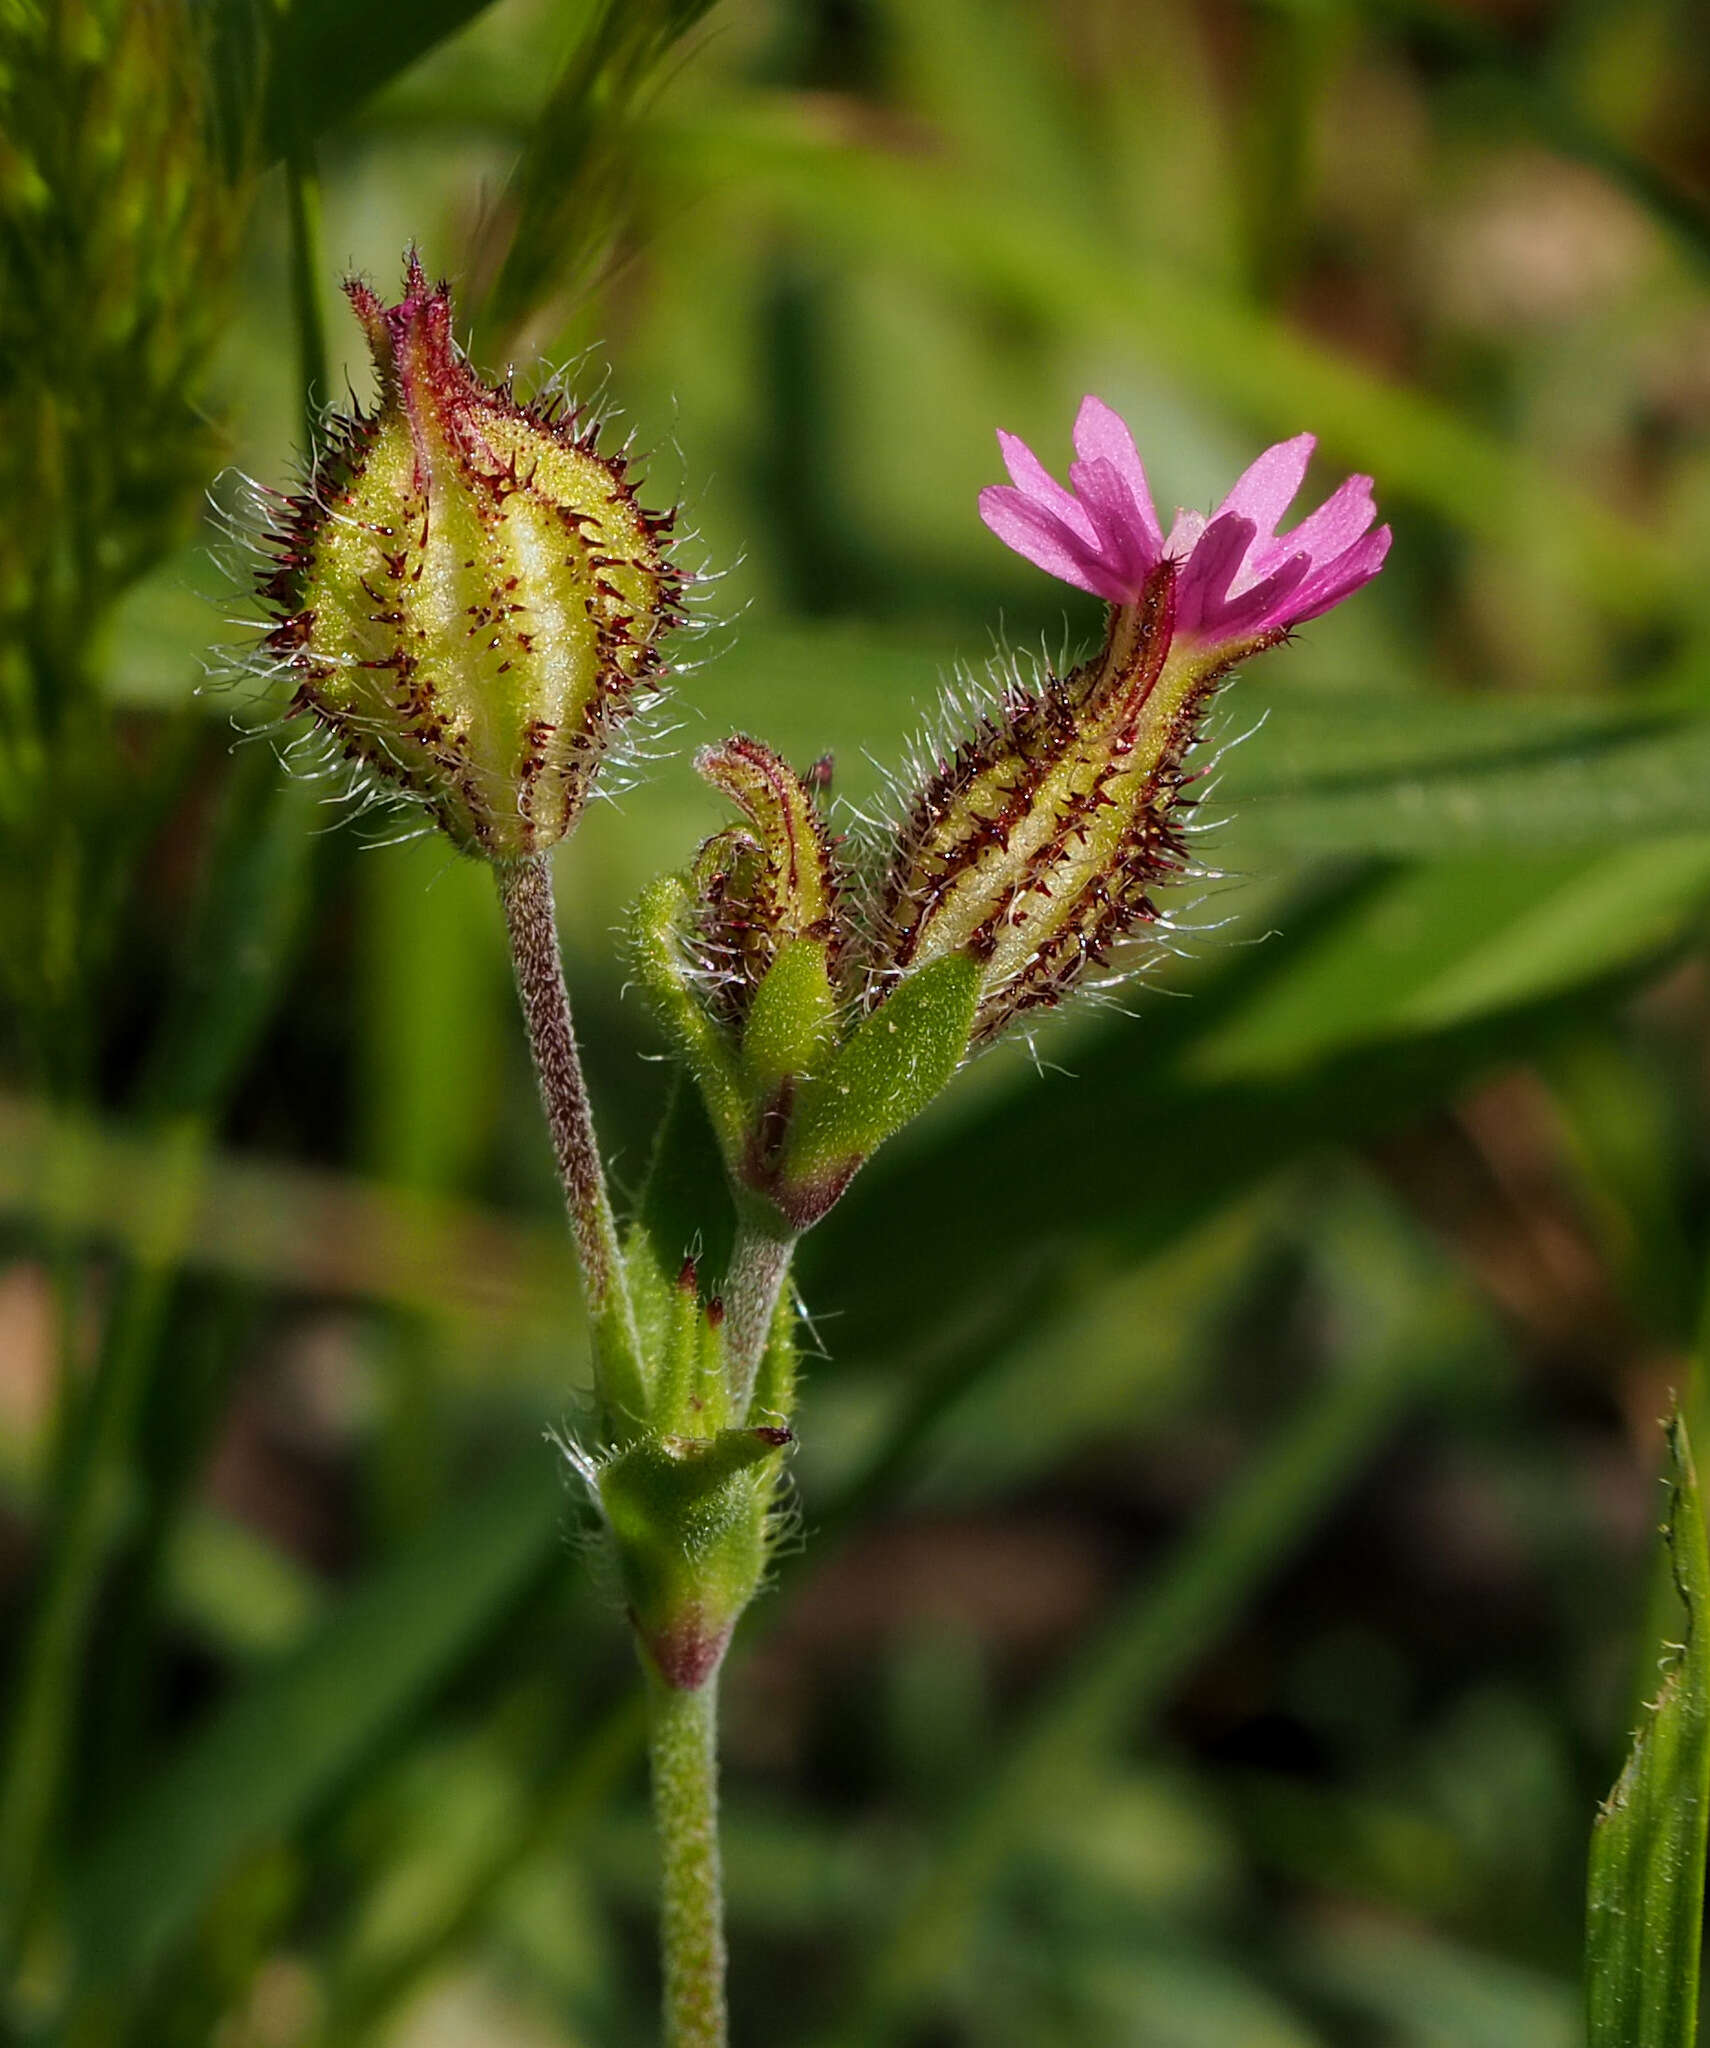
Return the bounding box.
[1191,841,1710,1077]
[264,0,509,155]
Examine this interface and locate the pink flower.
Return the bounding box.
[978,396,1390,645]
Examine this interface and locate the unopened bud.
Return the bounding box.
[689,736,842,1026]
[261,255,682,859]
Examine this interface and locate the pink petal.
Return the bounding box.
[1272,472,1376,569]
[1066,454,1159,595]
[1215,433,1315,537]
[1281,526,1393,625]
[1175,511,1258,636]
[1071,396,1162,550]
[978,487,1138,603]
[1208,552,1312,640]
[977,401,1388,631]
[997,429,1097,544]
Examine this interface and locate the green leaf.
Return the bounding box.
[68,1453,565,1990]
[782,954,982,1205]
[204,0,511,161]
[740,938,838,1096]
[1587,1412,1710,2048]
[1222,695,1710,860]
[1191,840,1710,1078]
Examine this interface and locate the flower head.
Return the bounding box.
[978,396,1389,650]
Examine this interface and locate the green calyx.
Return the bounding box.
[260,256,682,860]
[598,1426,789,1690]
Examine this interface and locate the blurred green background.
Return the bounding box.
[5,0,1710,2039]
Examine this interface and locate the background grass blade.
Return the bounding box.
[659,108,1683,616]
[475,0,719,351]
[67,1452,568,1991]
[1586,1413,1710,2048]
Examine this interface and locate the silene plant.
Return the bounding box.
[253,257,1390,2047]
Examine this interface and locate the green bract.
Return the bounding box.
[600,1429,786,1689]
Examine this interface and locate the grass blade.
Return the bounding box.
[1586,1412,1710,2047]
[68,1452,566,1991]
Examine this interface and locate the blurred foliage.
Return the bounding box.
[0,0,255,1089]
[5,0,1710,2040]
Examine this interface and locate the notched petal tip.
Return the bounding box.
[1285,523,1393,624]
[1216,432,1316,535]
[1072,393,1163,544]
[982,400,1169,601]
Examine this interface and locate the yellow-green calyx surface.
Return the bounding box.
[261,255,682,859]
[873,560,1251,1041]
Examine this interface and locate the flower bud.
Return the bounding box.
[631,737,980,1233]
[689,736,842,1030]
[260,256,682,859]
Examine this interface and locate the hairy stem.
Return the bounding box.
[496,853,644,1416]
[726,1206,796,1417]
[647,1669,727,2048]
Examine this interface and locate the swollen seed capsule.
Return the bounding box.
[261,256,682,859]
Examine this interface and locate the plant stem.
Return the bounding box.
[726,1205,796,1417]
[495,853,645,1417]
[646,1668,727,2048]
